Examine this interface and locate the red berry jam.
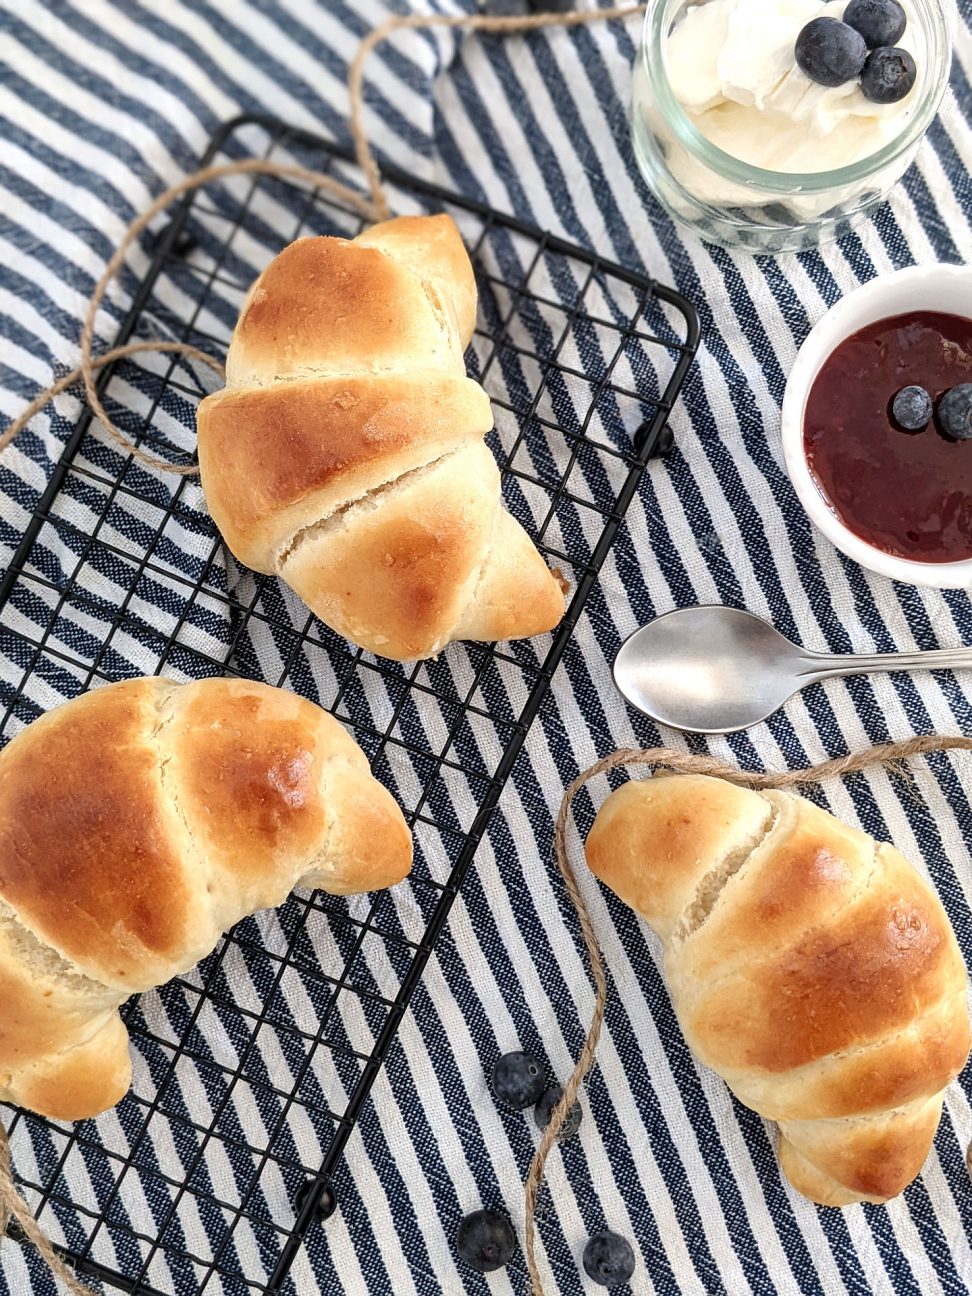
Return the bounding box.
[804,312,972,564]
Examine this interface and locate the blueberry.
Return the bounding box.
[891,385,933,430]
[534,1084,583,1140]
[844,0,907,48]
[860,46,917,103]
[795,17,868,86]
[583,1231,637,1288]
[456,1209,515,1273]
[938,384,972,441]
[491,1050,546,1109]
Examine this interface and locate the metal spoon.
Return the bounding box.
[614,605,972,735]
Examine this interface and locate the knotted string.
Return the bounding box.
[523,736,972,1295]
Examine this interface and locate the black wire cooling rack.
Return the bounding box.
[0,115,699,1294]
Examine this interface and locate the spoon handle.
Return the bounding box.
[796,646,972,683]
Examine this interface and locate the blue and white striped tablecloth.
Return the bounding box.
[3,2,972,1293]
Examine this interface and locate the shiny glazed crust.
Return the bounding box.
[196,213,565,660]
[585,774,971,1205]
[0,677,412,1120]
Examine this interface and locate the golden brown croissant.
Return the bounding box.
[196,213,565,661]
[0,677,412,1120]
[585,773,970,1206]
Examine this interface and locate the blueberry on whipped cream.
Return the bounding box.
[844,0,908,48]
[861,45,917,103]
[795,16,867,86]
[794,0,917,104]
[665,0,923,177]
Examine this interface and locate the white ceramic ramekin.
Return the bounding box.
[780,264,972,589]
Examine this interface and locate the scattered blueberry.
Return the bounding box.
[938,384,972,441]
[582,1231,637,1288]
[891,385,933,430]
[534,1084,583,1140]
[157,221,197,256]
[795,17,868,86]
[860,45,917,102]
[491,1050,546,1110]
[172,229,197,257]
[456,1209,516,1273]
[844,0,907,48]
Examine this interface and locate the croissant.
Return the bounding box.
[196,213,566,661]
[585,773,971,1206]
[0,677,412,1121]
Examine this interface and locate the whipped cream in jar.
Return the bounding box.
[631,0,953,252]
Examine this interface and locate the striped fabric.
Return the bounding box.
[2,2,972,1294]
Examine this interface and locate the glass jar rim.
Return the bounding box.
[641,0,953,194]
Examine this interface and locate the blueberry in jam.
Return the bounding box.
[938,385,972,442]
[891,385,932,431]
[804,313,972,563]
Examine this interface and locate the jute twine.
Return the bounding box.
[0,159,377,475]
[347,4,648,222]
[0,1124,90,1292]
[4,5,965,1295]
[525,736,972,1295]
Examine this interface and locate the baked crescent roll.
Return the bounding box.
[585,773,970,1205]
[197,213,565,661]
[0,677,412,1120]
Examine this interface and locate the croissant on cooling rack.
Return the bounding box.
[196,213,566,662]
[585,773,971,1206]
[0,677,411,1121]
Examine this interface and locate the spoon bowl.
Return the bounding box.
[614,606,972,735]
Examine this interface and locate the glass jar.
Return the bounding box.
[631,0,953,254]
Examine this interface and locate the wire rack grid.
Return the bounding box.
[0,115,699,1295]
